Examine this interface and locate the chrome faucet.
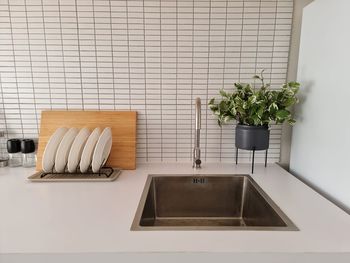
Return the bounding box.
[193,97,201,169]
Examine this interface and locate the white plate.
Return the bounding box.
[42,127,68,172]
[67,128,91,173]
[92,127,112,173]
[79,127,101,173]
[54,127,79,173]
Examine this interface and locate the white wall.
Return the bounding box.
[290,0,350,212]
[279,0,314,169]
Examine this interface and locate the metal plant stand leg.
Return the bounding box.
[251,147,256,174]
[265,149,268,167]
[235,147,238,165]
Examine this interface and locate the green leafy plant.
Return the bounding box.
[208,71,300,126]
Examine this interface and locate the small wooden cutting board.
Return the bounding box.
[36,111,137,171]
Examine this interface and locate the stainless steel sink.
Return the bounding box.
[131,174,298,231]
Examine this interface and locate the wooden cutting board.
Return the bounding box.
[36,111,137,171]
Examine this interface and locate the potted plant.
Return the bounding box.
[208,71,300,166]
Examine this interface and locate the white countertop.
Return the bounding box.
[0,163,349,261]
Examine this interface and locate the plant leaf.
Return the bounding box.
[268,102,278,112]
[288,119,296,125]
[219,89,228,98]
[234,83,243,90]
[276,109,290,120]
[209,73,299,127]
[223,115,233,123]
[248,95,257,105]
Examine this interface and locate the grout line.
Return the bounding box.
[238,0,245,82]
[108,0,116,110]
[92,0,100,110]
[39,0,52,112]
[8,1,24,139]
[219,0,229,162]
[237,0,245,162]
[204,0,213,162]
[254,0,263,76]
[285,0,295,85]
[23,0,39,133]
[270,0,279,86]
[190,0,194,160]
[255,0,263,160]
[175,0,178,162]
[126,0,131,110]
[142,0,148,161]
[57,0,68,110]
[159,0,163,161]
[74,0,84,110]
[0,26,293,31]
[0,75,9,145]
[269,0,280,163]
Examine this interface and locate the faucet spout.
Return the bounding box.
[193,97,201,169]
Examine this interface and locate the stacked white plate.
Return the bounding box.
[42,127,113,173]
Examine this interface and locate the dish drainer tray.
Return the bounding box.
[28,167,121,182]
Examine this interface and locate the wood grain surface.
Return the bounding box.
[36,111,137,171]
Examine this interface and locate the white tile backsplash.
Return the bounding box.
[0,0,293,164]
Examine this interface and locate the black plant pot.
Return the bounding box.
[235,124,270,151]
[235,124,270,174]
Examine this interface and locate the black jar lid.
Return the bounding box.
[7,139,21,153]
[21,139,36,154]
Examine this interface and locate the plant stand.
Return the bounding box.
[235,124,270,174]
[235,147,268,174]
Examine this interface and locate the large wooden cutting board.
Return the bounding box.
[36,111,137,171]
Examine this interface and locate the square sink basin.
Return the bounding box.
[131,174,298,231]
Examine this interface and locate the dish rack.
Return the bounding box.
[28,166,121,182]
